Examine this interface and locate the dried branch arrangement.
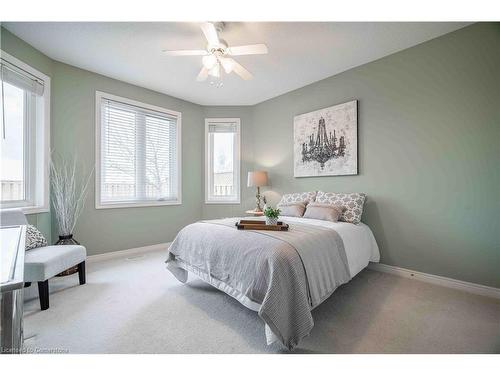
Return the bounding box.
[50,154,93,236]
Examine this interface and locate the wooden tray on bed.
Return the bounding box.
[235,220,289,231]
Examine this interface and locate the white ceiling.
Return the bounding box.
[3,22,470,105]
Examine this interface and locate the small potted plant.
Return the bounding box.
[264,207,281,226]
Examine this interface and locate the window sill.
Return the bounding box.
[23,206,50,215]
[96,200,182,209]
[205,200,241,205]
[0,206,50,215]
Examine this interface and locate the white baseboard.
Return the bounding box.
[368,262,500,300]
[87,243,170,263]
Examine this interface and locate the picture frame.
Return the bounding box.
[293,100,358,177]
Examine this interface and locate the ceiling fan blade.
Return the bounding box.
[200,22,220,46]
[231,59,253,80]
[162,49,207,56]
[227,44,268,56]
[196,67,209,81]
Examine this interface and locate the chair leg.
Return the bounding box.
[77,261,86,285]
[37,280,49,311]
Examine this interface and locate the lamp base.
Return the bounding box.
[255,186,262,212]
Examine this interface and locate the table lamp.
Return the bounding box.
[247,171,268,212]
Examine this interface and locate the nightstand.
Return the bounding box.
[245,210,264,217]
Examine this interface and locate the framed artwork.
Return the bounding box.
[293,100,358,177]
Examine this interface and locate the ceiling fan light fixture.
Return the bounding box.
[164,22,267,83]
[202,54,217,69]
[220,57,234,73]
[208,63,220,78]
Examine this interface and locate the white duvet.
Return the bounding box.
[279,216,380,280]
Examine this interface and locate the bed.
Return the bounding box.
[166,215,380,349]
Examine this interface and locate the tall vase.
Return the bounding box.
[55,234,80,276]
[55,234,80,246]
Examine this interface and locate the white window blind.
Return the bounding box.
[205,118,240,204]
[1,52,50,213]
[1,59,45,96]
[97,93,181,207]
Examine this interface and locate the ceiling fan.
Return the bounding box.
[162,22,268,85]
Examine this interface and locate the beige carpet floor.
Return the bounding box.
[22,248,500,354]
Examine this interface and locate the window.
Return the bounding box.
[205,118,240,204]
[0,51,50,213]
[95,92,181,208]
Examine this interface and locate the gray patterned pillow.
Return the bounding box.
[315,191,366,224]
[278,191,317,205]
[25,225,48,250]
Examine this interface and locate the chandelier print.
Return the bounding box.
[294,100,358,177]
[301,117,346,169]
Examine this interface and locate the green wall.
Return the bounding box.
[2,23,499,287]
[1,27,53,242]
[252,23,500,288]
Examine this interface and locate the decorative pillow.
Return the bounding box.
[315,191,366,224]
[277,202,307,217]
[303,202,344,222]
[25,225,48,250]
[278,191,317,205]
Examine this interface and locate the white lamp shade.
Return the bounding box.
[247,171,268,187]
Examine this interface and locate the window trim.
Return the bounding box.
[0,50,50,214]
[95,91,182,209]
[204,118,241,205]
